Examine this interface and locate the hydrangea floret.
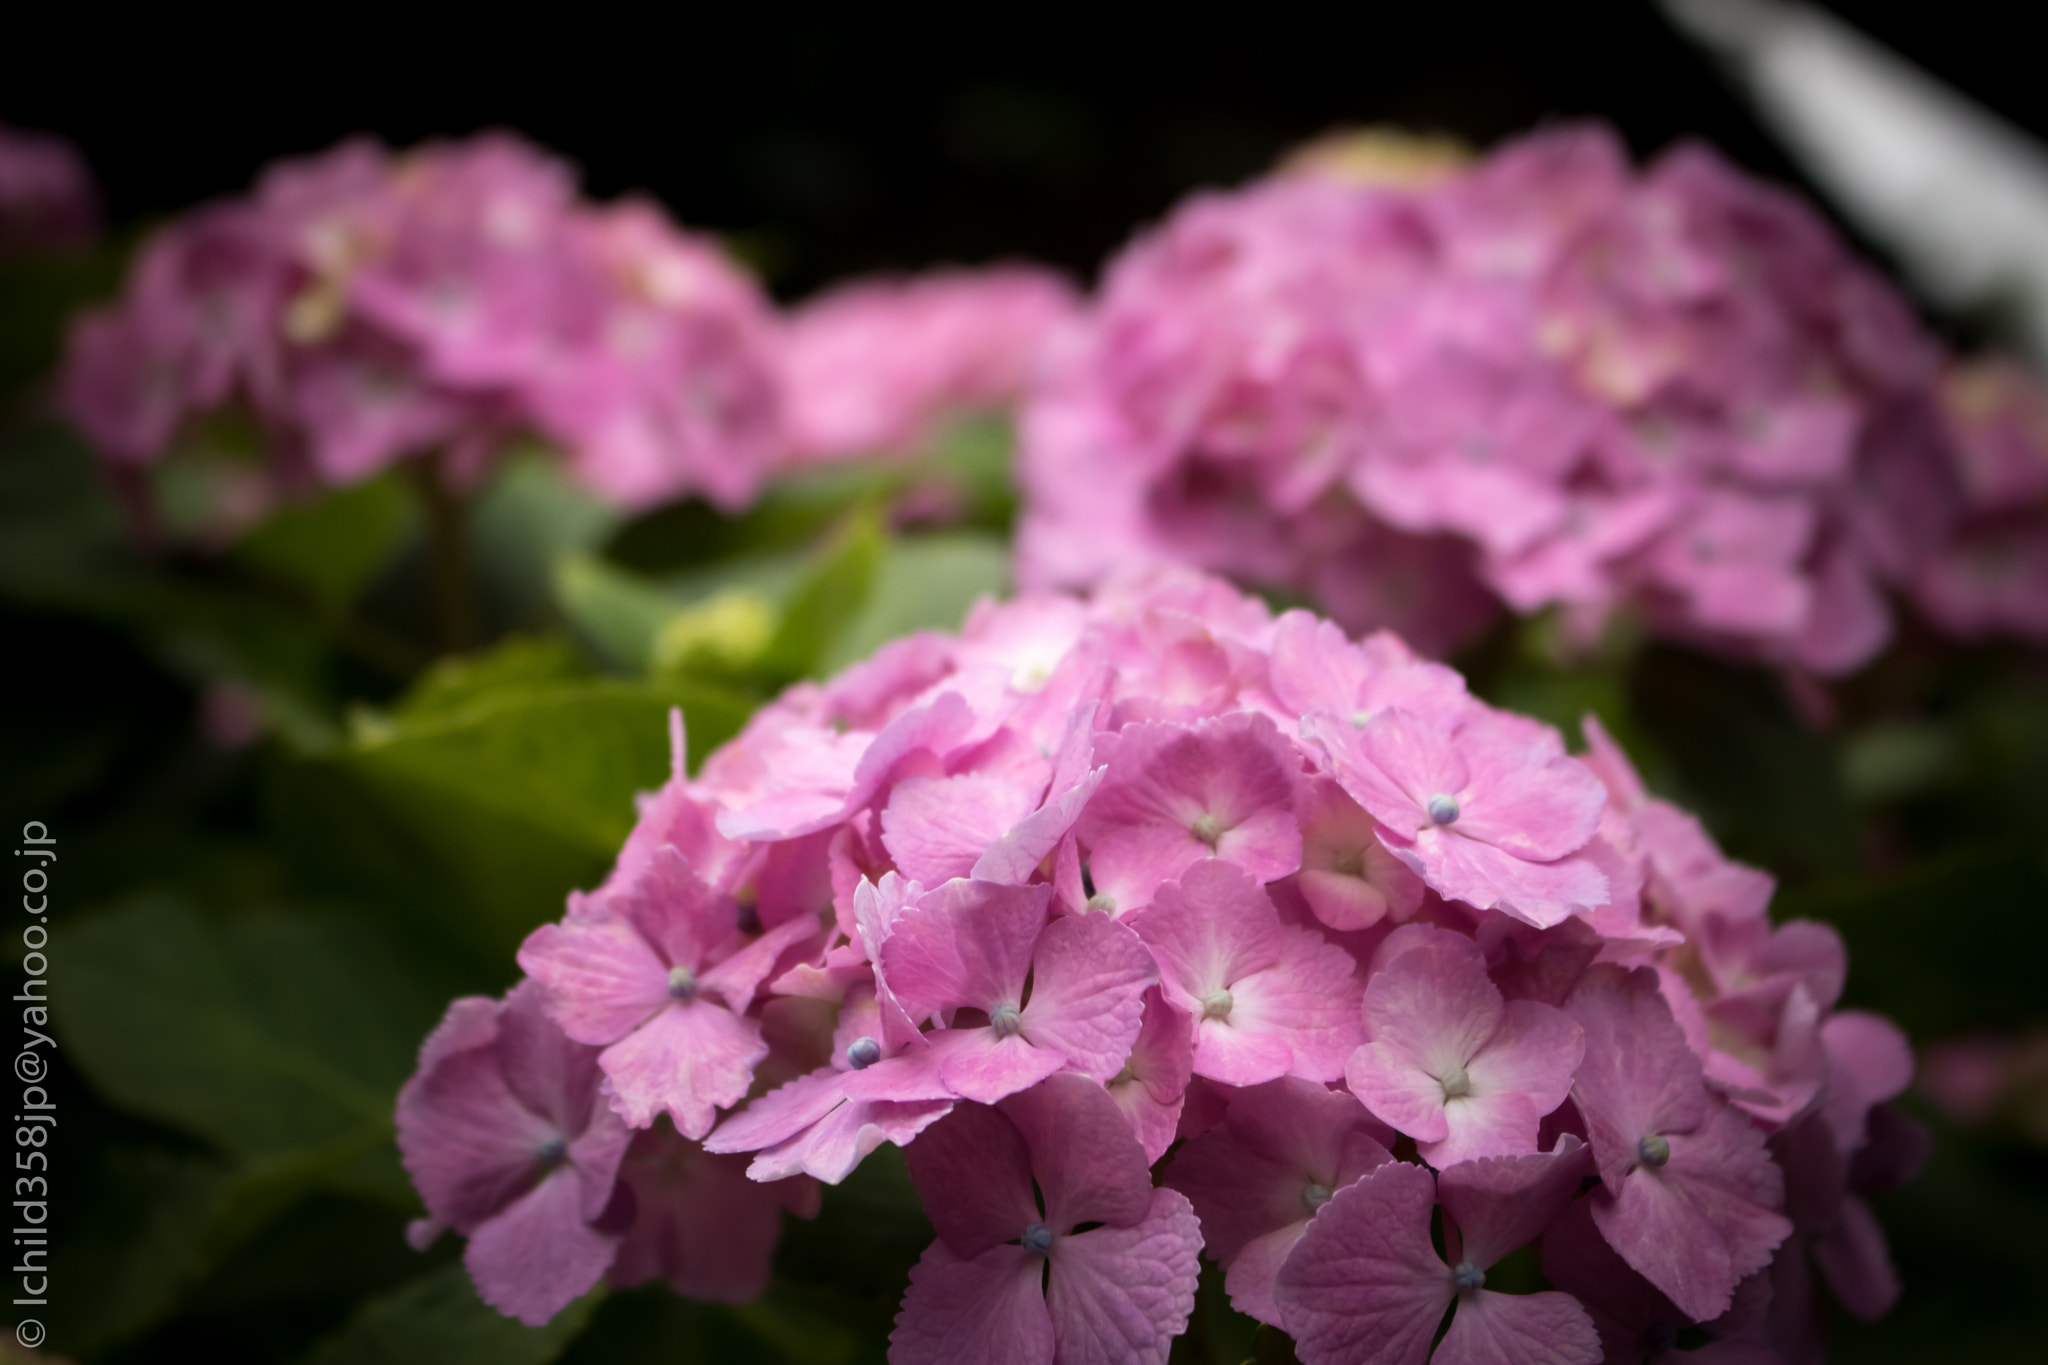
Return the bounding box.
[396,569,1921,1359]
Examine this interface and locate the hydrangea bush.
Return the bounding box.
[397,570,1924,1362]
[59,134,783,510]
[1017,123,2048,667]
[55,131,1075,536]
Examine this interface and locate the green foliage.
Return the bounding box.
[52,898,459,1352]
[272,659,752,970]
[233,472,420,614]
[59,897,444,1195]
[820,531,1009,673]
[298,1263,602,1365]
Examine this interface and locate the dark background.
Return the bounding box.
[9,3,2046,300]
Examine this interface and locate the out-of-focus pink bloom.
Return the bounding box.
[58,133,785,513]
[0,123,98,254]
[1345,927,1583,1167]
[893,1075,1201,1365]
[1018,120,2048,666]
[1164,1077,1393,1325]
[1909,360,2048,640]
[784,265,1078,461]
[1272,1152,1602,1365]
[394,982,630,1326]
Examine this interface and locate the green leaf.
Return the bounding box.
[820,531,1010,674]
[296,1262,600,1365]
[59,897,445,1195]
[233,472,419,613]
[272,674,754,967]
[759,510,885,683]
[553,553,682,673]
[559,1284,872,1365]
[469,450,622,630]
[394,636,592,724]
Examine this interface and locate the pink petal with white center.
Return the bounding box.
[598,999,767,1137]
[890,1241,1054,1365]
[1273,1161,1451,1365]
[464,1166,619,1327]
[1223,934,1367,1082]
[882,772,1043,886]
[1003,1073,1160,1232]
[1351,929,1585,1161]
[904,1098,1043,1258]
[881,880,1052,1023]
[1429,1001,1585,1168]
[517,914,671,1046]
[1136,860,1363,1085]
[1045,1188,1203,1365]
[1132,860,1288,1008]
[1079,713,1302,913]
[1446,711,1607,861]
[1589,1098,1792,1322]
[747,1095,954,1185]
[1430,1287,1602,1365]
[1436,1135,1591,1268]
[1016,912,1157,1078]
[1296,777,1425,932]
[1355,929,1502,1085]
[1307,708,1461,836]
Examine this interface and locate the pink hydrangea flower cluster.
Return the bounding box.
[59,134,782,508]
[0,122,98,256]
[1017,122,2048,669]
[1917,356,2048,639]
[783,265,1078,462]
[397,569,1920,1359]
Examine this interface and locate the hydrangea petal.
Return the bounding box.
[1044,1188,1203,1365]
